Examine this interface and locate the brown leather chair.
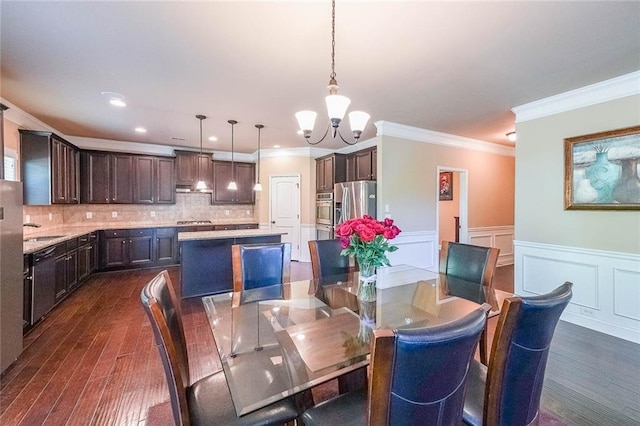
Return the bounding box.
[308,239,358,284]
[462,282,573,426]
[301,307,489,426]
[440,241,500,364]
[140,270,299,425]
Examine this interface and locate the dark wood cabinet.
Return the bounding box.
[155,228,178,265]
[19,130,79,205]
[99,228,178,270]
[316,154,346,192]
[100,230,129,268]
[129,229,154,266]
[133,155,176,204]
[77,233,97,283]
[175,150,213,189]
[110,154,134,203]
[53,240,78,302]
[212,161,255,204]
[346,147,377,181]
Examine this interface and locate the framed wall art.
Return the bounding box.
[439,171,453,201]
[564,125,640,210]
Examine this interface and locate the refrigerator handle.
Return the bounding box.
[343,186,351,221]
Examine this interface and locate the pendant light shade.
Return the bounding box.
[227,120,237,191]
[195,114,207,191]
[254,124,264,191]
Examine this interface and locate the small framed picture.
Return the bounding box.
[439,172,453,201]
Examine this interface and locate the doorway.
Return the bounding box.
[437,167,468,247]
[269,175,301,260]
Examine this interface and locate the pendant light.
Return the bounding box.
[227,120,238,190]
[294,0,370,146]
[253,124,263,191]
[195,114,207,191]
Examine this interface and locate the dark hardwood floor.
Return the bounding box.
[1,263,638,425]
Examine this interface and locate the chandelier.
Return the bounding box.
[295,0,370,145]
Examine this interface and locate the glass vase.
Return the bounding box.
[357,261,376,323]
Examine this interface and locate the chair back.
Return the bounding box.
[369,308,488,425]
[140,270,191,426]
[232,243,291,292]
[308,239,357,284]
[485,282,573,425]
[439,241,500,288]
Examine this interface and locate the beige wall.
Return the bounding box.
[3,118,20,151]
[379,136,515,232]
[515,95,640,254]
[256,155,316,225]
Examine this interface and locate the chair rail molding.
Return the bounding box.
[514,240,640,344]
[468,225,514,266]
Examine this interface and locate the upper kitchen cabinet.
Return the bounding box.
[19,130,79,205]
[81,151,133,203]
[347,147,377,181]
[211,161,255,204]
[133,155,176,204]
[315,153,346,192]
[175,150,213,190]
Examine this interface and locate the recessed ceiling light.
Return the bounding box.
[135,127,147,133]
[109,98,126,107]
[274,145,280,148]
[101,91,126,107]
[208,136,218,142]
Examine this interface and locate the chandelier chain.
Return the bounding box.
[330,0,336,80]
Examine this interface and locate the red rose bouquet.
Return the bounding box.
[334,215,401,272]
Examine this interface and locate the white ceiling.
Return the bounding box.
[1,1,639,154]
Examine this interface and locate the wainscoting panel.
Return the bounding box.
[387,231,438,271]
[468,225,514,266]
[515,240,640,344]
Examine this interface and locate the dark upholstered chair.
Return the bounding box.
[308,239,357,284]
[140,270,298,425]
[462,282,573,426]
[232,242,291,292]
[439,241,500,288]
[440,241,500,364]
[302,307,489,426]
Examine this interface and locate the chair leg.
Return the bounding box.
[479,327,488,365]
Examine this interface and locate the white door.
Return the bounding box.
[270,175,301,260]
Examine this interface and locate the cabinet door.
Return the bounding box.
[133,156,155,204]
[155,228,178,264]
[315,158,325,192]
[355,150,373,180]
[51,138,67,203]
[156,157,176,204]
[235,163,255,204]
[196,154,213,189]
[66,250,78,291]
[89,241,97,273]
[102,237,128,268]
[129,229,154,266]
[346,154,356,182]
[322,156,334,190]
[175,151,197,185]
[371,148,377,180]
[212,161,235,204]
[81,151,110,204]
[67,146,79,203]
[54,255,67,301]
[77,245,91,282]
[110,154,134,203]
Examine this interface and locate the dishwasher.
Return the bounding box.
[31,246,57,324]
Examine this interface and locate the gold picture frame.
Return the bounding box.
[564,125,640,210]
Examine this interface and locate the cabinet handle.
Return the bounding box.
[122,240,126,244]
[106,198,108,201]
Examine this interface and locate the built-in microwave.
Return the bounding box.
[316,192,333,226]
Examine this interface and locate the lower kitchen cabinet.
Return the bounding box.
[99,227,177,271]
[23,255,32,332]
[77,232,97,282]
[156,227,178,265]
[54,239,78,302]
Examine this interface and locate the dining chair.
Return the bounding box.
[308,239,358,284]
[301,306,489,426]
[232,242,291,303]
[440,241,500,364]
[462,282,573,426]
[140,270,299,425]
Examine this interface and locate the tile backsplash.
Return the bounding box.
[23,193,257,235]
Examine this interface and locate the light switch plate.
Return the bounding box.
[86,212,92,219]
[112,211,118,218]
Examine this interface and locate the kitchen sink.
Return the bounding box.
[23,235,65,242]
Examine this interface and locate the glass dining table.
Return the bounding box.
[201,264,511,417]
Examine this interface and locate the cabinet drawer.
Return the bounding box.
[78,233,90,245]
[156,227,176,237]
[66,238,79,251]
[214,224,238,231]
[104,229,129,238]
[129,228,154,237]
[236,223,258,230]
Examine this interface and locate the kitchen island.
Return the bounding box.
[178,229,287,298]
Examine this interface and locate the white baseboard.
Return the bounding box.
[514,240,640,344]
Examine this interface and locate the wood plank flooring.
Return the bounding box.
[1,264,638,425]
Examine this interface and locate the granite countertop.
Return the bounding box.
[22,222,259,254]
[178,229,287,241]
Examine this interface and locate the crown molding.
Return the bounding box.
[512,70,640,123]
[1,98,62,134]
[374,120,515,157]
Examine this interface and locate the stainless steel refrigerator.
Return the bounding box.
[334,181,377,225]
[0,179,24,373]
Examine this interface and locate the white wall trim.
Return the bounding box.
[468,225,514,266]
[374,120,515,157]
[514,240,640,344]
[387,230,439,272]
[512,71,640,123]
[1,97,62,134]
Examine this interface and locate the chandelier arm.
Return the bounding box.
[303,123,331,146]
[335,128,359,145]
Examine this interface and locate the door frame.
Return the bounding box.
[435,166,468,245]
[269,174,301,260]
